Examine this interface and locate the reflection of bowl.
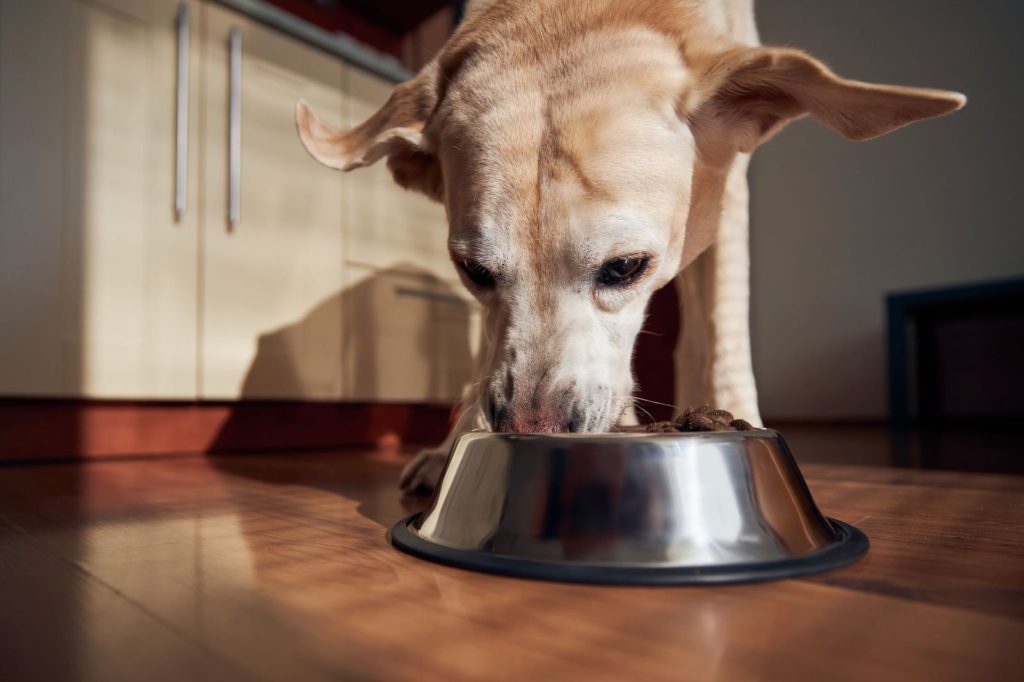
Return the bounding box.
[391,430,868,585]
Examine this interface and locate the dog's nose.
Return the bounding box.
[489,373,588,433]
[510,415,566,433]
[495,414,569,433]
[492,404,583,434]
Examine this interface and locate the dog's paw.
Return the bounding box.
[399,448,449,495]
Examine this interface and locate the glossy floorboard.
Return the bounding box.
[0,452,1021,681]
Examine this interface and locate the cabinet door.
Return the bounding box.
[346,69,454,282]
[0,0,200,398]
[199,3,345,399]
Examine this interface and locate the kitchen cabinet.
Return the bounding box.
[0,0,472,404]
[342,69,476,403]
[0,0,200,398]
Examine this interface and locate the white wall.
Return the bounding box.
[749,0,1024,420]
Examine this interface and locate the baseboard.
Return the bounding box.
[0,399,455,463]
[762,418,888,429]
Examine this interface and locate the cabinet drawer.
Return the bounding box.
[342,267,479,403]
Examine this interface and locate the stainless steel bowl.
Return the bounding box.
[391,430,868,585]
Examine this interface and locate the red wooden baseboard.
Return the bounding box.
[0,399,455,463]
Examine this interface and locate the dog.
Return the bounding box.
[296,0,964,492]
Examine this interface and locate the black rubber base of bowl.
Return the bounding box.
[391,514,868,586]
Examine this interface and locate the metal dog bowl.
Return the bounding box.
[391,430,868,585]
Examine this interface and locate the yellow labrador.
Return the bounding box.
[296,0,963,492]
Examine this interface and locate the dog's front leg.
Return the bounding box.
[399,399,485,494]
[674,153,763,427]
[400,305,497,493]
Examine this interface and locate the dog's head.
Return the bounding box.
[297,2,963,433]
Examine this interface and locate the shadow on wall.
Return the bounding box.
[207,266,476,453]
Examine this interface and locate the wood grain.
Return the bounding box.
[0,518,247,682]
[0,453,1021,681]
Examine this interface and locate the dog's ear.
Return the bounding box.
[689,46,966,156]
[295,65,444,201]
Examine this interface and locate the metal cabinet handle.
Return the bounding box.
[395,286,467,306]
[174,3,189,219]
[228,27,242,227]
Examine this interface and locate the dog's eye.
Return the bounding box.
[459,260,496,288]
[597,256,649,287]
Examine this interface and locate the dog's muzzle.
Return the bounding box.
[487,380,613,434]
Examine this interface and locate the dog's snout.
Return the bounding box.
[494,411,576,434]
[489,375,609,434]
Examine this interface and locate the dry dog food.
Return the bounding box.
[622,405,756,433]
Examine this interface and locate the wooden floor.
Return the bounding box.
[1,451,1022,681]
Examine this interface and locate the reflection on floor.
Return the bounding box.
[0,448,1021,681]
